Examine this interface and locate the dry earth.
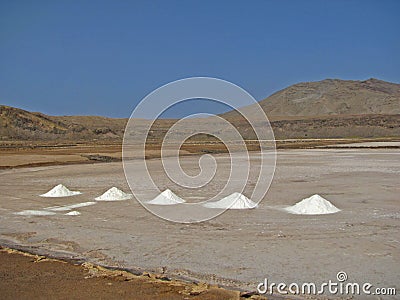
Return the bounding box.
[0,146,398,299]
[0,247,259,300]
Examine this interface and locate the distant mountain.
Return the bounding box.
[1,78,399,141]
[223,78,400,120]
[262,78,400,117]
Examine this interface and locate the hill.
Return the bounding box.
[1,78,399,142]
[261,78,400,117]
[0,105,126,141]
[222,78,400,139]
[223,78,400,120]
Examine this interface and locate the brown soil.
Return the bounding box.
[1,138,399,169]
[0,247,263,300]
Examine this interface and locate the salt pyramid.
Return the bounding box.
[285,194,340,215]
[95,187,132,201]
[147,189,186,205]
[203,192,258,209]
[40,184,82,197]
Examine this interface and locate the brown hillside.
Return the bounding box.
[223,78,400,119]
[0,105,126,141]
[1,78,399,141]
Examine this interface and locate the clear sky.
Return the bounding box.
[1,0,399,118]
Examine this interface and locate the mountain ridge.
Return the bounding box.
[222,78,400,120]
[1,78,399,141]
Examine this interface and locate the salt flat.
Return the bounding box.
[0,149,399,297]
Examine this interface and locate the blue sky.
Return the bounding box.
[0,0,399,118]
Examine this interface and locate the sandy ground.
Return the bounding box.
[0,144,122,168]
[2,138,398,169]
[0,142,200,168]
[318,141,400,148]
[0,149,399,299]
[0,247,252,300]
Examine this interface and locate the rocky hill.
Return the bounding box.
[222,78,400,139]
[0,105,125,141]
[1,78,399,141]
[223,78,400,119]
[263,78,400,116]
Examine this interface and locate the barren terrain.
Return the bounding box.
[1,78,399,142]
[1,77,399,299]
[0,148,398,298]
[0,248,253,300]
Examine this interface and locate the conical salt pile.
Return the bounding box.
[285,194,340,215]
[40,184,82,197]
[203,192,258,209]
[95,187,132,201]
[147,189,186,205]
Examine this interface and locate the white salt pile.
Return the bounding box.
[14,210,56,216]
[285,194,341,215]
[44,201,96,211]
[95,187,132,201]
[203,192,258,209]
[40,184,81,197]
[147,189,186,205]
[65,211,81,216]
